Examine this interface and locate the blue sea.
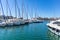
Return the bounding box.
[0,21,59,40]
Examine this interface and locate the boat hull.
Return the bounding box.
[48,27,60,36]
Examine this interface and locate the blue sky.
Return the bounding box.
[0,0,60,18]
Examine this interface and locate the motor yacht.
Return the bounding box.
[47,19,60,36]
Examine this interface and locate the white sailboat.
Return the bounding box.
[0,20,6,27]
[12,0,21,26]
[0,0,6,27]
[5,0,14,26]
[17,0,26,25]
[31,8,43,23]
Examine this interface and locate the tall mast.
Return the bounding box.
[35,9,36,18]
[6,0,12,16]
[0,0,5,19]
[15,0,17,18]
[22,0,24,19]
[16,0,20,18]
[32,8,34,18]
[25,6,28,19]
[17,7,20,18]
[27,9,28,19]
[26,6,28,19]
[6,0,12,17]
[6,0,8,16]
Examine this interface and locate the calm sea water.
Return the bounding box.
[0,21,59,40]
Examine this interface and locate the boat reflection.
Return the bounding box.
[47,30,60,40]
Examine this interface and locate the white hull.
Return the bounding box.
[47,19,60,36]
[0,22,6,27]
[48,28,60,36]
[31,18,43,23]
[20,20,26,25]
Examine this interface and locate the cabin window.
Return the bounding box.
[56,29,60,32]
[53,22,60,24]
[52,28,55,30]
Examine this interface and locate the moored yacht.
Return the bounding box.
[19,18,26,25]
[0,20,6,27]
[47,19,60,36]
[5,19,13,26]
[31,18,43,23]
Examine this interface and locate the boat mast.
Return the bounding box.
[16,0,20,18]
[25,4,28,19]
[6,0,12,19]
[22,0,24,19]
[17,7,20,18]
[35,9,36,18]
[15,0,17,18]
[0,0,5,19]
[26,7,28,19]
[6,0,8,17]
[32,8,34,18]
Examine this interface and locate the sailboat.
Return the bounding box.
[0,0,6,27]
[18,0,27,25]
[31,8,43,23]
[11,0,21,26]
[5,0,14,26]
[5,0,20,26]
[17,0,26,25]
[23,4,30,24]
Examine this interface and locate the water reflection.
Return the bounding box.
[0,21,59,40]
[0,24,30,40]
[47,30,60,40]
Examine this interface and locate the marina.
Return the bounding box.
[0,0,60,40]
[0,21,59,40]
[0,0,43,27]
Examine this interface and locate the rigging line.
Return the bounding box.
[0,0,5,19]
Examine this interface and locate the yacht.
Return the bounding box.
[0,20,6,27]
[19,19,26,25]
[47,19,60,36]
[31,18,43,23]
[12,18,21,26]
[6,19,14,26]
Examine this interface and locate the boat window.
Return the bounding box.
[53,22,60,24]
[52,28,55,30]
[56,29,60,32]
[57,24,60,26]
